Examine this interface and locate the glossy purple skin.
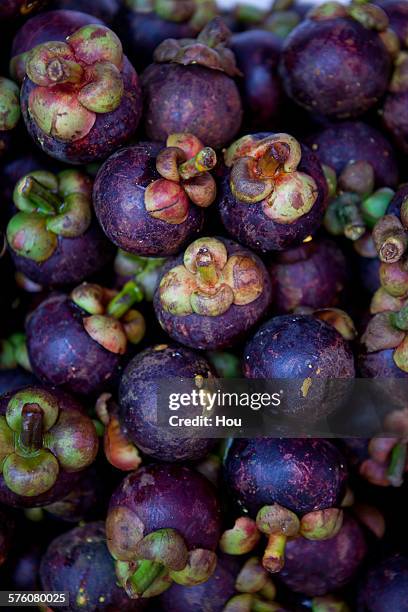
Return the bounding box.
[21,57,142,164]
[109,464,221,551]
[40,522,148,612]
[154,237,273,350]
[375,0,408,47]
[224,438,348,516]
[118,345,215,462]
[386,183,408,218]
[278,514,367,596]
[243,314,355,420]
[159,554,241,612]
[115,8,196,72]
[0,0,47,19]
[0,368,39,396]
[0,387,87,507]
[26,294,121,396]
[11,10,104,82]
[358,347,408,378]
[51,0,119,23]
[142,63,243,149]
[217,138,328,252]
[10,219,115,286]
[269,238,347,313]
[93,143,204,256]
[357,554,408,611]
[306,121,399,188]
[383,90,408,153]
[281,17,391,118]
[0,507,15,565]
[230,30,283,130]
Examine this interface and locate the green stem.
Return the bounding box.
[20,176,61,215]
[129,559,164,596]
[387,442,407,487]
[178,147,217,180]
[106,280,144,319]
[19,404,43,453]
[195,248,219,288]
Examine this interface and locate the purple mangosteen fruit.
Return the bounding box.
[26,281,146,395]
[269,237,347,313]
[0,386,98,507]
[106,463,221,598]
[153,236,273,350]
[375,0,408,48]
[0,77,21,160]
[115,0,217,72]
[217,132,328,252]
[6,169,115,286]
[243,312,355,421]
[118,344,216,462]
[280,2,393,118]
[141,18,243,149]
[40,521,148,611]
[94,133,218,256]
[230,29,284,130]
[223,438,348,573]
[357,554,408,611]
[10,9,104,82]
[278,514,367,596]
[20,23,142,164]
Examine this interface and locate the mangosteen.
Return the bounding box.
[0,0,48,20]
[40,522,148,611]
[6,169,115,286]
[0,77,20,160]
[106,463,221,598]
[230,29,284,130]
[0,506,15,565]
[115,0,217,72]
[51,0,119,23]
[223,438,348,573]
[374,0,408,48]
[113,252,167,301]
[10,9,104,82]
[243,313,355,421]
[26,282,147,396]
[141,18,243,149]
[278,514,367,596]
[20,23,142,164]
[0,386,98,507]
[118,344,215,462]
[153,236,272,350]
[269,237,347,313]
[372,184,408,267]
[280,2,393,119]
[217,132,328,252]
[382,50,408,153]
[357,554,408,611]
[94,134,217,256]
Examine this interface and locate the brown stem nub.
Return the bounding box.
[178,147,217,181]
[373,215,408,264]
[20,403,44,452]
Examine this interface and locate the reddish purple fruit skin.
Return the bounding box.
[26,294,121,396]
[0,0,47,19]
[159,554,241,612]
[142,63,243,149]
[154,238,273,350]
[109,464,221,551]
[358,348,408,378]
[375,0,408,47]
[0,388,87,508]
[383,90,408,153]
[269,238,347,313]
[306,121,399,188]
[281,17,391,118]
[93,143,204,256]
[230,30,283,130]
[21,58,142,164]
[10,220,115,286]
[224,438,348,516]
[217,139,328,252]
[51,0,119,23]
[357,554,408,611]
[11,10,104,82]
[118,345,215,462]
[278,514,367,596]
[40,522,148,612]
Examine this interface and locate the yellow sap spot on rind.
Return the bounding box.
[301,377,312,397]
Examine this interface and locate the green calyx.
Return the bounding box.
[114,252,167,301]
[324,192,365,241]
[7,170,93,262]
[26,25,125,142]
[0,387,98,497]
[125,0,216,28]
[361,188,395,229]
[0,333,31,372]
[220,517,261,555]
[309,1,389,32]
[386,441,407,487]
[0,77,21,131]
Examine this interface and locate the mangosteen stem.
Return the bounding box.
[262,533,286,573]
[387,441,407,487]
[195,248,219,288]
[19,403,44,453]
[20,176,62,215]
[106,280,144,319]
[129,559,164,595]
[178,147,217,181]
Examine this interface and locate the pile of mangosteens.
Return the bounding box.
[0,1,407,610]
